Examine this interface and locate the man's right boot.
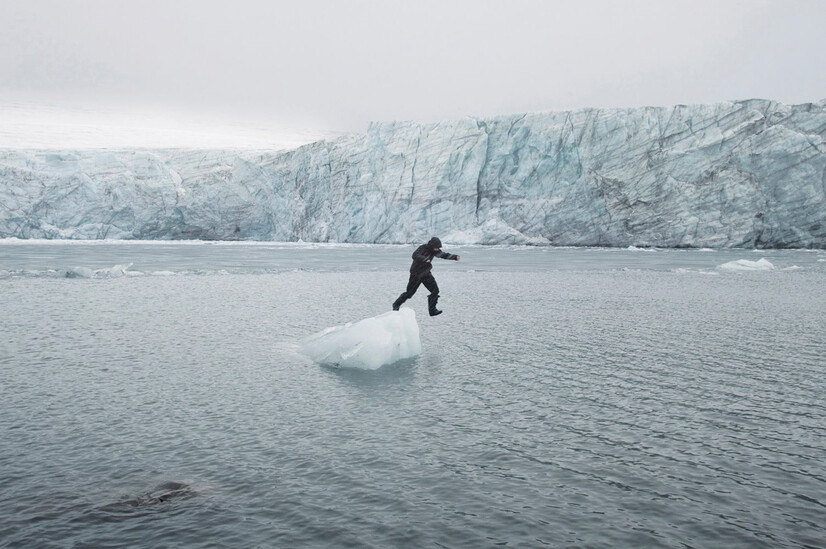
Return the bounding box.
[392,293,407,311]
[428,293,442,316]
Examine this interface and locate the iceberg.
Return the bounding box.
[1,99,825,248]
[299,309,421,370]
[717,258,775,271]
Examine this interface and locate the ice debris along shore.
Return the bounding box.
[299,309,421,370]
[1,99,825,247]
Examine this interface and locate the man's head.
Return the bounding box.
[427,237,442,251]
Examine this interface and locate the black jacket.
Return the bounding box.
[410,237,458,277]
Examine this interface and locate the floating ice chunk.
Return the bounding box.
[299,309,421,370]
[717,258,775,272]
[97,263,133,278]
[65,266,94,278]
[64,263,133,278]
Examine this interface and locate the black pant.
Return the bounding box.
[402,272,439,300]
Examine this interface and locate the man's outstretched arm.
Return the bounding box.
[435,251,460,261]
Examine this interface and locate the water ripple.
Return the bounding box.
[1,264,825,547]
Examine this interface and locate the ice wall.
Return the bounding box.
[299,309,422,370]
[1,99,825,247]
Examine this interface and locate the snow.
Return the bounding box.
[299,309,421,370]
[717,258,775,272]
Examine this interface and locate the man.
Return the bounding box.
[393,237,460,316]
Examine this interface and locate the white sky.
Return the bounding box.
[1,0,825,148]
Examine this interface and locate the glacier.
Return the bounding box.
[1,98,825,247]
[299,309,422,370]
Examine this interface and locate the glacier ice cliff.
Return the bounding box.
[1,98,825,247]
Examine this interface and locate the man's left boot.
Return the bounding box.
[428,293,442,316]
[392,293,407,311]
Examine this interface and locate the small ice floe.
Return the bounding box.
[717,258,775,272]
[65,266,95,278]
[674,267,719,275]
[64,263,133,278]
[626,245,657,252]
[98,263,132,278]
[299,309,421,370]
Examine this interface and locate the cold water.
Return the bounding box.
[1,242,825,548]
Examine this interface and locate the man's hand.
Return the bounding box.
[455,255,460,261]
[426,259,431,263]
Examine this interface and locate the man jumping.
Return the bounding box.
[392,237,460,316]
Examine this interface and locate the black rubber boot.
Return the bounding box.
[392,293,407,311]
[428,293,442,316]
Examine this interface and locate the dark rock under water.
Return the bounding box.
[99,482,198,514]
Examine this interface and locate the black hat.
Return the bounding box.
[428,237,442,249]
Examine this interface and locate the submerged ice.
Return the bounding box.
[299,309,421,370]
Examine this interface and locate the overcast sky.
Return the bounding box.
[1,0,825,147]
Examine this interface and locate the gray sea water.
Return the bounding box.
[1,241,825,548]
